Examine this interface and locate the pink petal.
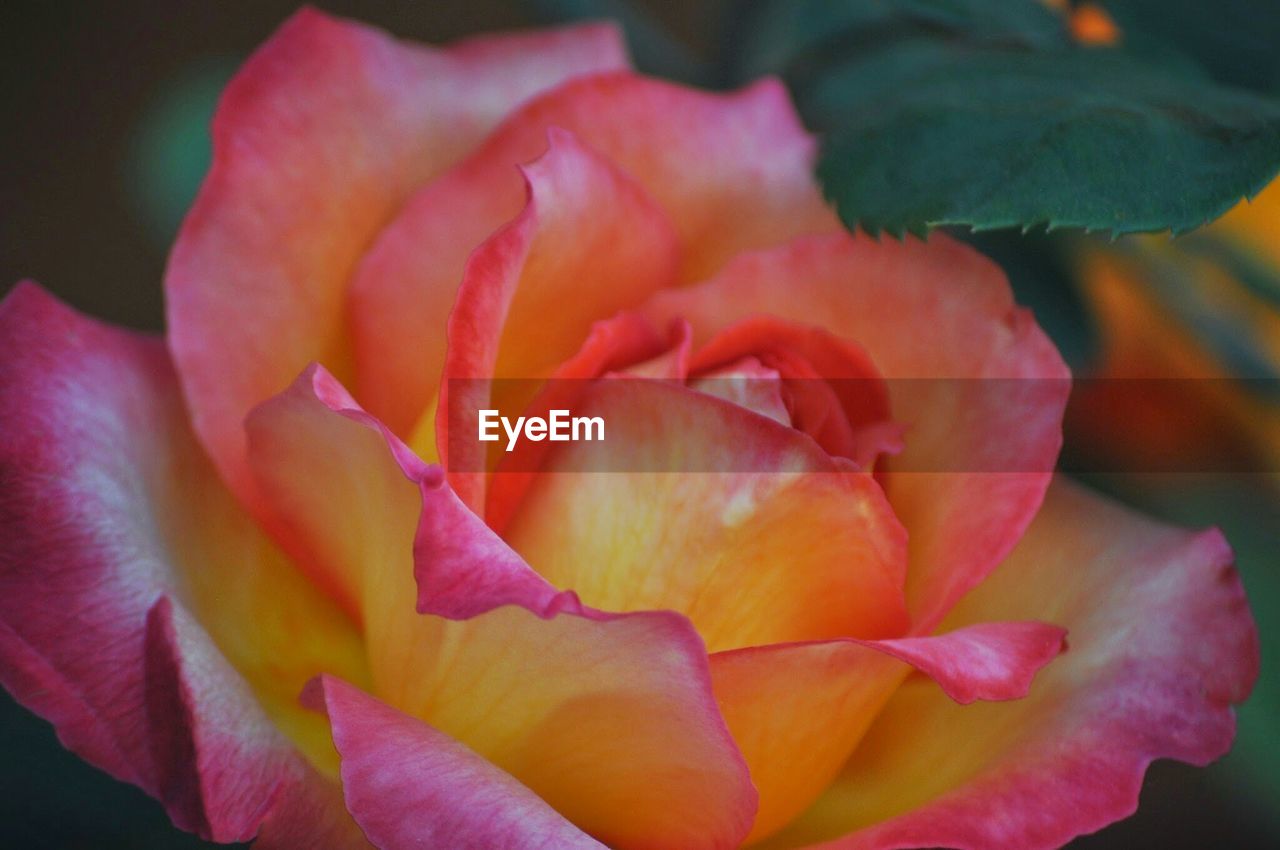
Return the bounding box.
[304,675,605,850]
[416,467,575,620]
[645,232,1070,632]
[861,621,1069,705]
[350,70,837,434]
[0,284,366,846]
[165,8,627,510]
[146,598,370,848]
[767,481,1258,850]
[437,127,681,513]
[709,621,1066,843]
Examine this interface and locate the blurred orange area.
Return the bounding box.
[1068,179,1280,481]
[1039,0,1121,47]
[1069,3,1121,46]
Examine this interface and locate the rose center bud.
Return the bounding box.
[499,317,911,654]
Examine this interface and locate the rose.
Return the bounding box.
[0,9,1258,850]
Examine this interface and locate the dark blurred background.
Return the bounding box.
[2,1,1277,848]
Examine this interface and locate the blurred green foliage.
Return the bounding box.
[127,58,236,248]
[729,0,1280,238]
[1102,0,1280,93]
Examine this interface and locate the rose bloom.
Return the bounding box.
[0,10,1259,850]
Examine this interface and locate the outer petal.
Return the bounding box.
[146,598,370,848]
[438,128,681,512]
[351,70,838,433]
[0,284,367,846]
[501,379,911,652]
[304,675,605,850]
[247,365,757,850]
[711,622,1066,843]
[165,8,627,509]
[763,481,1257,850]
[644,232,1070,631]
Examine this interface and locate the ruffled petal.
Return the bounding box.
[0,284,367,845]
[245,365,419,623]
[438,127,682,513]
[246,364,450,712]
[501,379,910,651]
[709,622,1066,843]
[350,70,837,433]
[249,364,757,850]
[764,481,1257,850]
[304,675,604,850]
[645,232,1070,631]
[146,598,370,848]
[165,8,627,509]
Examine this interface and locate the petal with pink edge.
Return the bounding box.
[438,127,681,512]
[0,284,368,847]
[165,8,627,509]
[246,365,757,850]
[351,70,838,433]
[484,310,674,534]
[761,480,1257,850]
[146,598,370,848]
[644,232,1070,631]
[709,621,1066,844]
[304,675,604,850]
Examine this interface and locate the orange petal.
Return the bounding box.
[502,380,909,652]
[247,365,757,850]
[350,71,837,434]
[763,481,1256,850]
[438,128,681,513]
[645,232,1070,632]
[712,621,1065,843]
[483,311,680,533]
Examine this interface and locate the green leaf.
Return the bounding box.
[1102,0,1280,94]
[810,40,1280,237]
[731,0,1280,237]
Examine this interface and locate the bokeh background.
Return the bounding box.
[2,1,1277,848]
